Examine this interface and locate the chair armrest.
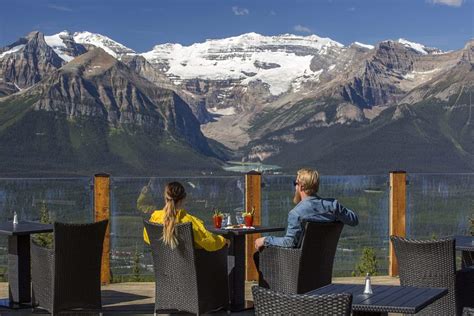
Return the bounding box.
[259,246,302,294]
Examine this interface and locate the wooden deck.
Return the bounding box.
[0,276,400,315]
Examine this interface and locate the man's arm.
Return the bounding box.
[333,200,358,226]
[263,211,301,248]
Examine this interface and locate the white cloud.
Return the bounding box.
[48,4,73,12]
[294,25,312,33]
[427,0,463,7]
[232,6,249,16]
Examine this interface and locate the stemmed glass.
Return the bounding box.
[235,211,244,225]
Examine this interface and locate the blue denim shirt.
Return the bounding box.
[264,195,359,248]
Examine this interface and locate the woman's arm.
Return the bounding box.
[188,215,226,251]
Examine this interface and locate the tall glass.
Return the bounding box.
[235,211,244,225]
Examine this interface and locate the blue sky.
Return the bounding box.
[0,0,472,51]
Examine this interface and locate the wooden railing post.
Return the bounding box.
[245,171,261,281]
[389,171,407,277]
[94,173,110,285]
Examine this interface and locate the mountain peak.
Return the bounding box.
[26,31,43,41]
[62,47,117,76]
[45,30,86,62]
[72,31,135,58]
[397,38,429,54]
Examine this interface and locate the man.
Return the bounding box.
[254,168,358,250]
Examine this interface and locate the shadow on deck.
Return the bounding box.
[0,276,399,315]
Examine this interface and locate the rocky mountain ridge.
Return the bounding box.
[0,30,472,174]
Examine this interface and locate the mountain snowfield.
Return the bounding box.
[142,32,343,95]
[44,31,135,61]
[0,44,25,58]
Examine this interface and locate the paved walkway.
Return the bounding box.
[0,276,400,315]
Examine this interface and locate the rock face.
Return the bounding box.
[29,48,215,156]
[0,31,65,94]
[333,40,462,108]
[243,40,474,174]
[0,46,225,176]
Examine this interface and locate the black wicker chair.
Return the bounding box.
[258,221,344,294]
[30,220,108,315]
[391,236,474,316]
[144,220,229,315]
[252,285,352,316]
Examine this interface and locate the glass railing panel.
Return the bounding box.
[407,173,474,239]
[110,176,245,281]
[0,177,94,280]
[262,174,390,276]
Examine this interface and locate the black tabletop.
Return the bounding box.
[307,284,447,314]
[455,235,474,251]
[208,225,285,236]
[0,221,54,236]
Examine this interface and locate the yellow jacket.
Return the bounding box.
[143,209,226,252]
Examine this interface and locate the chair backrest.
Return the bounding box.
[143,221,199,311]
[390,236,456,315]
[252,285,352,316]
[297,221,344,293]
[390,236,456,284]
[53,220,108,309]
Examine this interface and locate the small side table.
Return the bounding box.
[455,235,474,268]
[209,225,284,311]
[0,221,53,308]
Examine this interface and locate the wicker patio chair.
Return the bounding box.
[464,307,474,316]
[258,221,344,294]
[144,220,229,315]
[251,285,352,316]
[391,236,474,316]
[30,220,108,315]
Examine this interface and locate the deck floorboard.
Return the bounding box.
[0,276,400,315]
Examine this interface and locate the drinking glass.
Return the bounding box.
[235,211,244,225]
[223,213,231,226]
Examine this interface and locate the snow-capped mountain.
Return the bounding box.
[44,31,87,62]
[397,38,445,55]
[73,31,136,58]
[0,30,472,175]
[44,30,136,60]
[0,31,64,95]
[142,32,344,96]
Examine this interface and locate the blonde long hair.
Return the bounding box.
[162,182,186,249]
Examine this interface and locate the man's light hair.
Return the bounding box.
[297,168,320,195]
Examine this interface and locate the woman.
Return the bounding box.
[143,181,227,251]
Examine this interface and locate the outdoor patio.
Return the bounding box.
[0,172,471,315]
